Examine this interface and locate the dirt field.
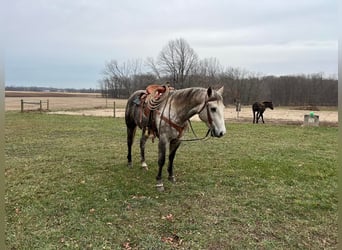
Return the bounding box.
[5,92,127,111]
[5,91,338,126]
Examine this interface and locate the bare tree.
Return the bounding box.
[198,57,223,77]
[145,57,161,80]
[190,57,223,87]
[100,39,338,105]
[223,67,247,103]
[157,38,198,88]
[102,59,143,97]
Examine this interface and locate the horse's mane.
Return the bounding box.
[171,87,222,106]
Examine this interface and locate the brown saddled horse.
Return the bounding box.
[125,85,226,191]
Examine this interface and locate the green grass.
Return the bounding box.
[5,112,337,249]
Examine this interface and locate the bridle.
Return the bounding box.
[157,93,220,141]
[198,95,219,129]
[186,95,221,140]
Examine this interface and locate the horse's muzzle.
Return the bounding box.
[211,129,225,138]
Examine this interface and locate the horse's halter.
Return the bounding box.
[179,96,218,142]
[157,90,221,141]
[198,95,219,129]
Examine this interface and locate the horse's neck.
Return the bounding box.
[168,89,207,123]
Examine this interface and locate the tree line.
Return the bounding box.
[99,38,337,106]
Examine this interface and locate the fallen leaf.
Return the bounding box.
[122,241,132,250]
[161,213,174,221]
[161,233,182,246]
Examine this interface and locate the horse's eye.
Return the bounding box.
[210,107,217,112]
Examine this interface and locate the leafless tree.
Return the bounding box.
[198,57,223,77]
[102,59,143,97]
[145,57,161,80]
[222,67,247,103]
[100,39,337,104]
[157,38,198,88]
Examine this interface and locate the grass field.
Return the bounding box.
[5,112,337,249]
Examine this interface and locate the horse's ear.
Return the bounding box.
[207,87,212,98]
[217,86,224,95]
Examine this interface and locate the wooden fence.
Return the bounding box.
[21,99,49,112]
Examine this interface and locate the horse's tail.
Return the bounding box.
[125,90,145,127]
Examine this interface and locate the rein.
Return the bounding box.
[156,92,187,139]
[180,96,217,142]
[180,119,211,142]
[157,92,216,141]
[155,108,186,137]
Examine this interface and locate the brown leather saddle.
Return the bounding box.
[136,84,172,140]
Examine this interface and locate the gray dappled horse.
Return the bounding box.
[252,101,274,123]
[125,85,226,191]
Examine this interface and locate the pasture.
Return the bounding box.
[5,91,338,125]
[5,112,337,249]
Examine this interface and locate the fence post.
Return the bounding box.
[47,99,49,110]
[21,99,24,112]
[113,101,116,118]
[39,100,42,111]
[235,100,241,119]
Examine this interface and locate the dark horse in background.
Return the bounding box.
[125,85,226,191]
[252,101,274,123]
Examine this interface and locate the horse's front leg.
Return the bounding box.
[156,138,167,191]
[167,139,181,183]
[140,129,149,170]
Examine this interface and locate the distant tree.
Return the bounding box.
[157,38,198,88]
[101,59,143,97]
[222,67,247,104]
[194,57,223,87]
[99,39,337,104]
[198,57,223,77]
[145,57,161,80]
[133,73,158,90]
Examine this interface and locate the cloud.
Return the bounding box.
[2,0,338,88]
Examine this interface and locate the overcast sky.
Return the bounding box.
[2,0,338,89]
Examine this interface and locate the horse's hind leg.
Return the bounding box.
[127,125,137,168]
[140,129,149,170]
[167,139,181,182]
[260,113,265,123]
[253,111,256,123]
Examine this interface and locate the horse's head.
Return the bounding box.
[198,86,226,138]
[263,101,274,110]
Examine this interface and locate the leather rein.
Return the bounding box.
[157,93,217,141]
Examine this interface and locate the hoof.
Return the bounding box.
[156,182,164,192]
[168,176,176,183]
[128,162,133,168]
[141,162,148,170]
